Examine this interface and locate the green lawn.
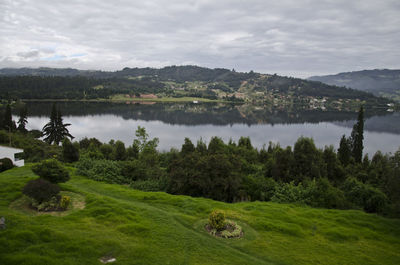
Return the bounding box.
[1,166,400,265]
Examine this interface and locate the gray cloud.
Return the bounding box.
[1,0,399,77]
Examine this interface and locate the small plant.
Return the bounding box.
[220,220,242,238]
[32,159,70,183]
[23,178,60,204]
[208,210,226,231]
[31,196,60,211]
[60,195,71,209]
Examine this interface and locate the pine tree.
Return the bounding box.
[42,104,74,145]
[350,106,364,163]
[17,105,28,132]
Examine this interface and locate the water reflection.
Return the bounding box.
[20,102,400,155]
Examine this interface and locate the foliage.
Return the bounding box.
[22,178,60,204]
[350,106,364,163]
[0,157,14,172]
[208,210,226,231]
[17,105,28,132]
[42,103,74,145]
[220,220,242,238]
[31,159,70,183]
[76,156,126,184]
[62,138,79,162]
[30,196,61,211]
[60,195,71,210]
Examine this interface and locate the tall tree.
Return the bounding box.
[350,106,364,163]
[17,105,28,132]
[42,103,74,145]
[3,104,14,131]
[338,135,351,166]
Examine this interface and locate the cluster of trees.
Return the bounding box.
[71,109,399,217]
[1,104,399,217]
[0,103,74,162]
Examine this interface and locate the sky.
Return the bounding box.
[1,0,399,78]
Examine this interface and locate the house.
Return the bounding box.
[0,146,24,167]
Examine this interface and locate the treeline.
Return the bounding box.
[0,76,167,100]
[70,125,400,217]
[256,74,389,103]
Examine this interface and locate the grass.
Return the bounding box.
[1,166,400,264]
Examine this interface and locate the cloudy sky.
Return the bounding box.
[1,0,399,78]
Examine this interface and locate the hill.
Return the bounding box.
[309,69,400,101]
[0,66,391,110]
[1,166,400,265]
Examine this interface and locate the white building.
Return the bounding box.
[0,146,24,167]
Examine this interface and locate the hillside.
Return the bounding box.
[1,166,400,265]
[309,69,400,101]
[0,66,391,110]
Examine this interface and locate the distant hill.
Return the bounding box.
[0,66,391,109]
[309,69,400,101]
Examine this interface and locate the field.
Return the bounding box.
[1,166,400,265]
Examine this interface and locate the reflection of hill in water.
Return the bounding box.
[21,102,393,131]
[334,113,400,134]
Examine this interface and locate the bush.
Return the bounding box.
[76,156,126,184]
[60,195,71,209]
[32,159,70,183]
[31,196,60,211]
[23,178,60,204]
[208,210,226,231]
[0,157,14,172]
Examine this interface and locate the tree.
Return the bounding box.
[32,159,70,183]
[62,138,79,162]
[350,106,364,163]
[3,104,14,131]
[114,140,127,160]
[42,103,74,145]
[17,105,28,132]
[181,137,195,155]
[338,135,351,166]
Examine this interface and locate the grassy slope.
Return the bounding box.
[1,166,400,265]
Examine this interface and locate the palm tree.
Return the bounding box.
[42,104,74,145]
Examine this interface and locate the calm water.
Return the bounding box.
[20,102,400,155]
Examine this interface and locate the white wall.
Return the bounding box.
[0,146,24,167]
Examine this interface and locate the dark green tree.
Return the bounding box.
[42,104,74,145]
[3,104,14,131]
[17,105,28,132]
[350,106,364,163]
[338,135,352,166]
[114,140,127,161]
[62,138,80,162]
[181,137,195,155]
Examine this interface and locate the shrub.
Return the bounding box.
[31,196,60,211]
[76,156,126,184]
[32,159,70,183]
[208,210,226,231]
[60,195,71,209]
[220,220,242,238]
[23,178,60,204]
[0,157,14,172]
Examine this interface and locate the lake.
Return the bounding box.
[19,102,400,155]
